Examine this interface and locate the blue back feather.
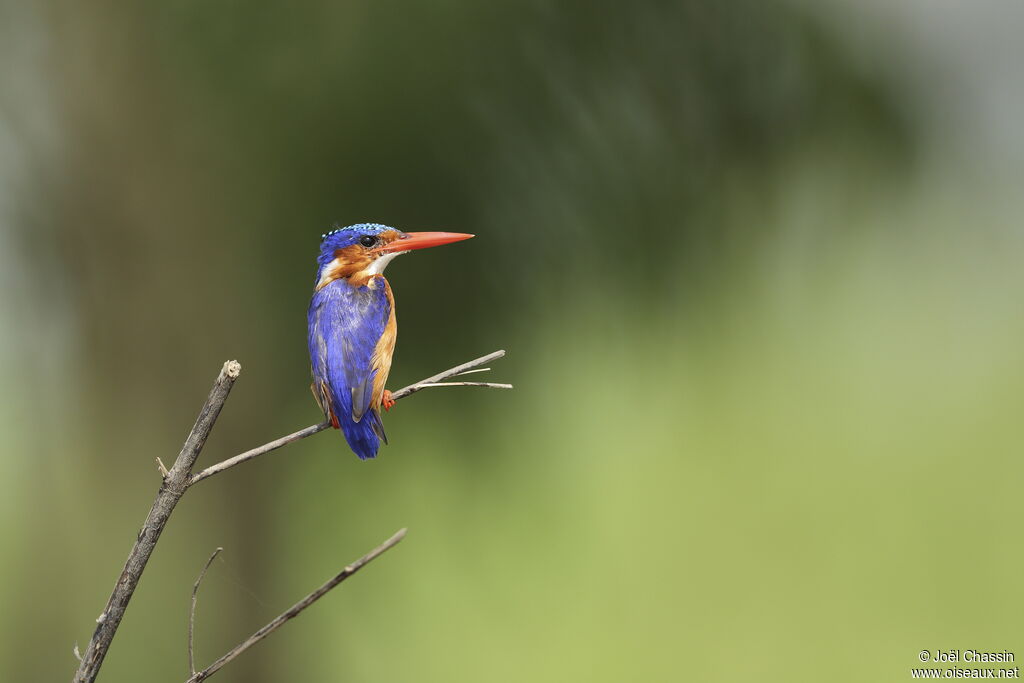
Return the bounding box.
[308,278,391,459]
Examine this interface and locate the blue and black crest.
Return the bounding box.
[321,223,394,241]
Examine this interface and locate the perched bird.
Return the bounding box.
[307,223,474,459]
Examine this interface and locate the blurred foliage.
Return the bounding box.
[2,0,1021,682]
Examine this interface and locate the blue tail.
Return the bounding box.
[339,408,385,460]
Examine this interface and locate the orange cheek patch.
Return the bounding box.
[333,246,371,276]
[316,245,373,290]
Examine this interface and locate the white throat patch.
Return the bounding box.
[367,251,402,276]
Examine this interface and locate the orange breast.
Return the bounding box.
[369,277,397,410]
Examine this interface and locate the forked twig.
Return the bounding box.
[72,351,509,683]
[389,349,509,401]
[185,529,407,683]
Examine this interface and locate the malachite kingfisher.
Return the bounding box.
[307,223,474,460]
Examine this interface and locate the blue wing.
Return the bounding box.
[308,280,391,459]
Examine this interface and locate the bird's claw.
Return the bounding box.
[381,389,395,412]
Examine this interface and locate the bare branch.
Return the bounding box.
[185,529,407,683]
[73,351,507,682]
[73,361,242,683]
[188,422,331,486]
[416,382,514,389]
[188,350,509,485]
[189,548,223,675]
[389,349,506,401]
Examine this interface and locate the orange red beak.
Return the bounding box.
[377,231,474,253]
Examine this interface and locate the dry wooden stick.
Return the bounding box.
[189,548,223,676]
[72,361,242,683]
[188,349,510,485]
[184,529,407,683]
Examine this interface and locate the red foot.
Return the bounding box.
[330,411,340,429]
[381,389,395,412]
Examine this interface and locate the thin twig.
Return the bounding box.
[417,382,513,389]
[189,548,223,676]
[185,529,407,683]
[73,361,242,683]
[188,350,509,485]
[188,422,331,486]
[389,349,506,401]
[453,367,490,376]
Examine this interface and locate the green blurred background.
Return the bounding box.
[2,0,1022,681]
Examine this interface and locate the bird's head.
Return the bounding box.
[315,223,473,289]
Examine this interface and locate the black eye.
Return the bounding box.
[359,235,378,248]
